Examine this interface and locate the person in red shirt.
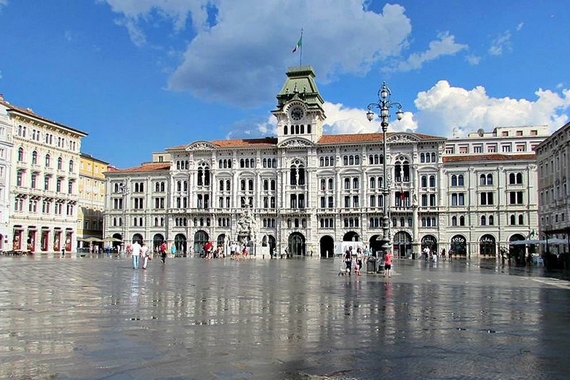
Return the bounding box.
[383,250,393,278]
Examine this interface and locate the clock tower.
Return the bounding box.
[272,66,325,145]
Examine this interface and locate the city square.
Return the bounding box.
[1,254,569,379]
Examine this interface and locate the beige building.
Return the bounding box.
[0,95,87,253]
[77,153,109,251]
[103,66,547,259]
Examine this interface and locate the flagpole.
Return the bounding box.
[299,28,303,66]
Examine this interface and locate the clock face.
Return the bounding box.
[290,107,304,121]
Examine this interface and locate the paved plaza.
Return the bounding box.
[0,254,569,380]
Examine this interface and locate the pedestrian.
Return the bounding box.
[423,246,430,261]
[131,240,142,269]
[383,250,393,277]
[170,244,177,258]
[141,243,150,269]
[160,241,167,263]
[357,248,363,274]
[344,247,352,275]
[441,248,446,261]
[272,247,276,259]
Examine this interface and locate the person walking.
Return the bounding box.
[160,241,167,263]
[383,250,393,278]
[131,240,142,269]
[141,242,149,269]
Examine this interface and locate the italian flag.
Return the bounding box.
[292,36,302,53]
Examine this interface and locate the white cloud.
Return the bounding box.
[226,101,417,140]
[465,54,481,65]
[0,0,7,9]
[414,80,570,137]
[225,81,570,141]
[387,32,468,72]
[101,0,413,106]
[488,30,512,56]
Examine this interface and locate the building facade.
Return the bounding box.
[77,153,109,251]
[103,66,547,259]
[0,95,14,249]
[536,121,570,256]
[0,95,87,253]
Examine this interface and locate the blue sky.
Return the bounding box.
[1,0,569,168]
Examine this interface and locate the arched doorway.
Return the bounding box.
[421,234,438,256]
[153,234,165,253]
[288,232,305,256]
[343,231,360,242]
[368,235,383,257]
[174,233,187,256]
[320,235,334,258]
[479,234,496,257]
[132,233,143,245]
[450,235,467,257]
[394,231,413,257]
[194,230,209,256]
[217,234,226,256]
[508,234,525,265]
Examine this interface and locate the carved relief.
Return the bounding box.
[279,138,314,148]
[186,141,216,151]
[387,134,420,144]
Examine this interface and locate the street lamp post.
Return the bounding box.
[121,181,130,252]
[366,82,403,261]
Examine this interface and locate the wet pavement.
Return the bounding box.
[0,254,569,380]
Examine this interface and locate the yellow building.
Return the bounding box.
[77,153,109,251]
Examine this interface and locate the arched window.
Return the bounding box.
[69,160,74,172]
[32,151,38,165]
[429,175,436,187]
[18,147,24,162]
[58,157,63,170]
[458,174,464,186]
[421,176,427,188]
[451,175,457,186]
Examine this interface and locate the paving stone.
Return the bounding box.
[0,255,568,379]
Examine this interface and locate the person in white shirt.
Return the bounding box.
[141,243,149,269]
[131,241,142,269]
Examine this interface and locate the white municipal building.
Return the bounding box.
[104,66,548,258]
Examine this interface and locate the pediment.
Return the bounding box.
[278,138,315,148]
[386,133,420,144]
[185,141,216,151]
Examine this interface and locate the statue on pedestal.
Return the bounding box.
[237,208,258,246]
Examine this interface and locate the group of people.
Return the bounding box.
[128,241,169,269]
[422,247,453,263]
[342,247,393,277]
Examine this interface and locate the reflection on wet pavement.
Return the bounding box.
[0,255,568,379]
